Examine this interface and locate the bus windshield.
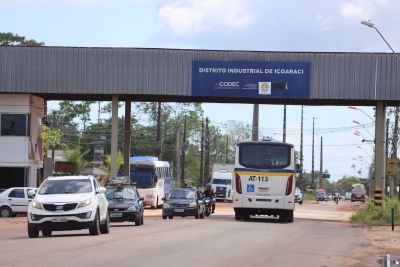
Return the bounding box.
[239,143,291,169]
[130,166,156,188]
[212,179,231,185]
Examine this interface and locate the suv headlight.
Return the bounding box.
[164,203,170,208]
[77,198,92,208]
[188,202,197,208]
[32,200,42,210]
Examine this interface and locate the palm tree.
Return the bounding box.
[62,148,91,175]
[99,150,124,176]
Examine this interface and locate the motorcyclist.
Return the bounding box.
[203,183,215,213]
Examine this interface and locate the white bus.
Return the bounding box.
[233,140,296,223]
[126,156,172,208]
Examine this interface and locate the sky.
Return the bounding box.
[1,0,399,182]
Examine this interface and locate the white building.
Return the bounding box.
[0,94,44,188]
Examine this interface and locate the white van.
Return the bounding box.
[233,140,296,223]
[211,171,233,202]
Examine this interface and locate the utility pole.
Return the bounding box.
[390,107,399,197]
[205,118,210,184]
[252,104,259,141]
[226,135,229,163]
[180,115,187,186]
[312,117,315,188]
[156,102,162,160]
[123,98,131,177]
[283,105,287,142]
[300,106,304,180]
[319,136,323,190]
[200,117,204,186]
[176,118,181,186]
[97,101,101,124]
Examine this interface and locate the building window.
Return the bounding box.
[0,114,28,136]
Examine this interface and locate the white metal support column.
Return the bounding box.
[110,95,119,179]
[374,101,386,204]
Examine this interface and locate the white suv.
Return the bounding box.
[27,175,110,238]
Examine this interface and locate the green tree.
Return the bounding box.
[41,124,66,158]
[62,148,91,175]
[0,32,44,46]
[335,176,360,193]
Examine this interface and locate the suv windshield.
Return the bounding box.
[239,143,291,169]
[38,179,92,194]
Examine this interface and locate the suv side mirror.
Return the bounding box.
[28,189,36,198]
[162,197,166,201]
[139,197,144,201]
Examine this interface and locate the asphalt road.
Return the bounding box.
[0,201,374,267]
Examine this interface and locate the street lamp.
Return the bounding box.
[348,106,375,122]
[361,21,398,55]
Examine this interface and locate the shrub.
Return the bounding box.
[350,197,400,226]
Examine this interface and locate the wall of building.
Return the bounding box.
[0,94,44,187]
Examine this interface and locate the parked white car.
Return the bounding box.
[0,187,38,217]
[27,175,110,238]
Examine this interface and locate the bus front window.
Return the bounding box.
[130,166,156,188]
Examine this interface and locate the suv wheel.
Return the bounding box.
[140,211,144,225]
[100,212,110,234]
[89,211,100,235]
[28,223,39,238]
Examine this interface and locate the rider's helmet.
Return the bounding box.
[206,183,212,190]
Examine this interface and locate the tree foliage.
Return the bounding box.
[41,124,66,157]
[0,32,44,46]
[62,148,91,175]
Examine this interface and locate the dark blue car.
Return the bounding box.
[105,184,144,226]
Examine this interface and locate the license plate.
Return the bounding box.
[110,212,123,218]
[174,209,184,212]
[52,217,67,223]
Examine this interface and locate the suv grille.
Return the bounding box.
[43,203,78,211]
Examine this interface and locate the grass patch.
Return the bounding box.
[303,192,316,201]
[350,197,400,226]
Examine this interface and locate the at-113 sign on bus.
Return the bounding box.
[192,61,311,98]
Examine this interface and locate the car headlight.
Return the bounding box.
[188,202,197,208]
[77,198,92,208]
[164,203,170,208]
[32,200,42,210]
[127,206,137,211]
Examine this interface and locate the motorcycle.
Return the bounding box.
[204,196,214,217]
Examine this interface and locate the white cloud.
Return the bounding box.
[315,14,333,31]
[158,0,254,35]
[341,0,393,19]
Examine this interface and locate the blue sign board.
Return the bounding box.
[192,61,311,98]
